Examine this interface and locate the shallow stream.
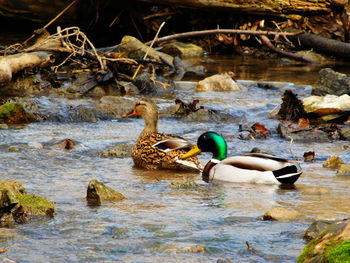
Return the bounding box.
[0,56,350,263]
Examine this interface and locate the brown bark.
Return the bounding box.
[136,0,347,15]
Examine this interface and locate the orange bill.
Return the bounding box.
[122,109,139,118]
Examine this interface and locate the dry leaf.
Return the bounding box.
[251,122,270,136]
[298,118,310,129]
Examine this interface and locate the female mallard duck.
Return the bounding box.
[122,100,202,171]
[181,131,302,184]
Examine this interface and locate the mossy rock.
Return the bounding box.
[298,219,350,263]
[0,102,34,124]
[0,180,55,224]
[86,179,125,206]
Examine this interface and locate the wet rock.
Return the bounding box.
[262,206,300,221]
[161,41,205,58]
[0,180,55,225]
[99,143,133,158]
[0,124,8,129]
[337,164,350,176]
[50,139,75,150]
[95,96,136,119]
[133,71,174,94]
[298,219,350,263]
[86,179,125,206]
[312,68,350,96]
[217,259,233,263]
[115,81,138,94]
[277,123,341,142]
[0,102,35,124]
[196,73,241,92]
[303,220,338,241]
[149,243,206,253]
[340,126,350,140]
[69,105,98,122]
[323,155,344,169]
[87,86,106,97]
[66,85,80,93]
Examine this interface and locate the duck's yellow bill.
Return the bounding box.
[122,110,138,118]
[181,144,201,159]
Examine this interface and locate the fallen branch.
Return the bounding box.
[0,52,54,84]
[259,35,316,64]
[145,29,304,45]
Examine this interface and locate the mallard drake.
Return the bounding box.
[181,131,302,184]
[122,100,202,171]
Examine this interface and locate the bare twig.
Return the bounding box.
[132,21,166,79]
[145,28,304,45]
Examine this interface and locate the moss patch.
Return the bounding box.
[326,240,350,263]
[17,193,55,217]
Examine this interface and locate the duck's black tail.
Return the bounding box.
[273,165,302,184]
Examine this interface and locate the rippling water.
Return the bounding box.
[0,57,350,263]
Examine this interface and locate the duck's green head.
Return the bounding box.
[182,131,227,161]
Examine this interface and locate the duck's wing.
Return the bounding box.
[241,153,289,163]
[152,136,193,153]
[220,155,288,171]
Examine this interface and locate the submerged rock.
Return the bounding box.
[86,179,125,206]
[99,143,133,158]
[170,179,198,189]
[196,73,241,92]
[298,219,350,263]
[149,242,206,253]
[337,164,350,176]
[262,206,300,221]
[312,68,350,96]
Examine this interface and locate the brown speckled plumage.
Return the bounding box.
[124,100,201,171]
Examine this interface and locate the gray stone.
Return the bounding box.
[312,68,350,96]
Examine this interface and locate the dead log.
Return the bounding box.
[293,33,350,59]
